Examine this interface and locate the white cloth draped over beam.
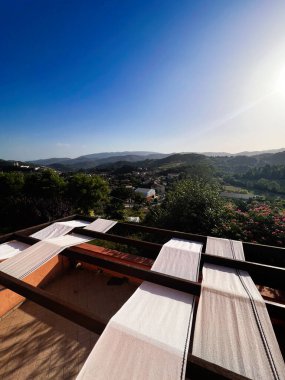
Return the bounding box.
[0,240,30,261]
[192,237,285,380]
[84,218,117,233]
[0,218,116,285]
[77,238,203,380]
[30,219,90,240]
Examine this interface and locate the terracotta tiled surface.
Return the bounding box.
[0,268,138,379]
[76,242,154,268]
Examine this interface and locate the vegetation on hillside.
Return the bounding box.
[145,179,225,234]
[226,165,285,195]
[0,170,109,232]
[146,179,285,246]
[1,156,285,247]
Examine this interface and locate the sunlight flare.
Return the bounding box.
[275,67,285,96]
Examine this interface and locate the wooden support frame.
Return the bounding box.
[72,227,285,291]
[62,247,201,295]
[10,229,285,297]
[1,214,285,267]
[3,230,284,320]
[114,221,285,266]
[60,248,285,321]
[186,355,250,380]
[9,231,284,320]
[0,217,284,379]
[0,270,250,380]
[76,216,285,267]
[0,270,105,334]
[0,216,283,379]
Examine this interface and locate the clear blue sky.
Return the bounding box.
[1,0,285,160]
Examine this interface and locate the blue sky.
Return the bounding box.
[1,0,285,160]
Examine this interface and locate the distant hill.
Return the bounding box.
[51,154,160,171]
[255,151,285,165]
[12,147,285,172]
[74,151,167,161]
[29,151,170,171]
[29,157,72,165]
[201,152,233,157]
[201,148,285,157]
[235,148,285,156]
[30,151,167,165]
[97,151,285,174]
[147,153,210,169]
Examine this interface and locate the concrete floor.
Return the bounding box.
[0,268,138,379]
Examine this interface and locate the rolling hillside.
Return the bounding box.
[20,148,285,172]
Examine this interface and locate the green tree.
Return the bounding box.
[24,169,65,198]
[111,186,134,201]
[185,163,215,180]
[66,173,110,214]
[0,172,25,197]
[0,195,73,233]
[145,179,225,234]
[105,198,125,220]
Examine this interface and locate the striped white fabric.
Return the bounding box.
[192,237,285,379]
[84,218,117,233]
[31,219,89,240]
[77,238,202,380]
[0,234,91,280]
[0,240,30,261]
[0,218,115,283]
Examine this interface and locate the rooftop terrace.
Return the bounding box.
[0,215,284,379]
[0,268,137,379]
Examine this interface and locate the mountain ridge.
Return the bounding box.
[2,148,284,172]
[28,147,285,165]
[29,151,167,164]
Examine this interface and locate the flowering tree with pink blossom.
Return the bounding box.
[214,201,285,247]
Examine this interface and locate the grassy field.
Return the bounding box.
[223,185,249,194]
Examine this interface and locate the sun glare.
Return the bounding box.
[275,67,285,96]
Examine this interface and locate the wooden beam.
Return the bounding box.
[243,241,285,268]
[3,213,285,267]
[61,248,201,296]
[0,270,106,335]
[73,227,162,254]
[187,354,250,380]
[12,231,285,293]
[60,248,285,321]
[117,221,285,268]
[74,216,285,267]
[201,253,285,291]
[116,221,207,246]
[72,228,285,291]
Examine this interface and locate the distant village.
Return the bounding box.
[2,160,258,224]
[99,166,182,222]
[0,160,184,223]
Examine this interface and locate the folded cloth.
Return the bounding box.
[31,219,89,240]
[77,238,202,380]
[84,218,117,233]
[0,240,30,261]
[0,219,116,284]
[192,237,285,380]
[0,234,91,280]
